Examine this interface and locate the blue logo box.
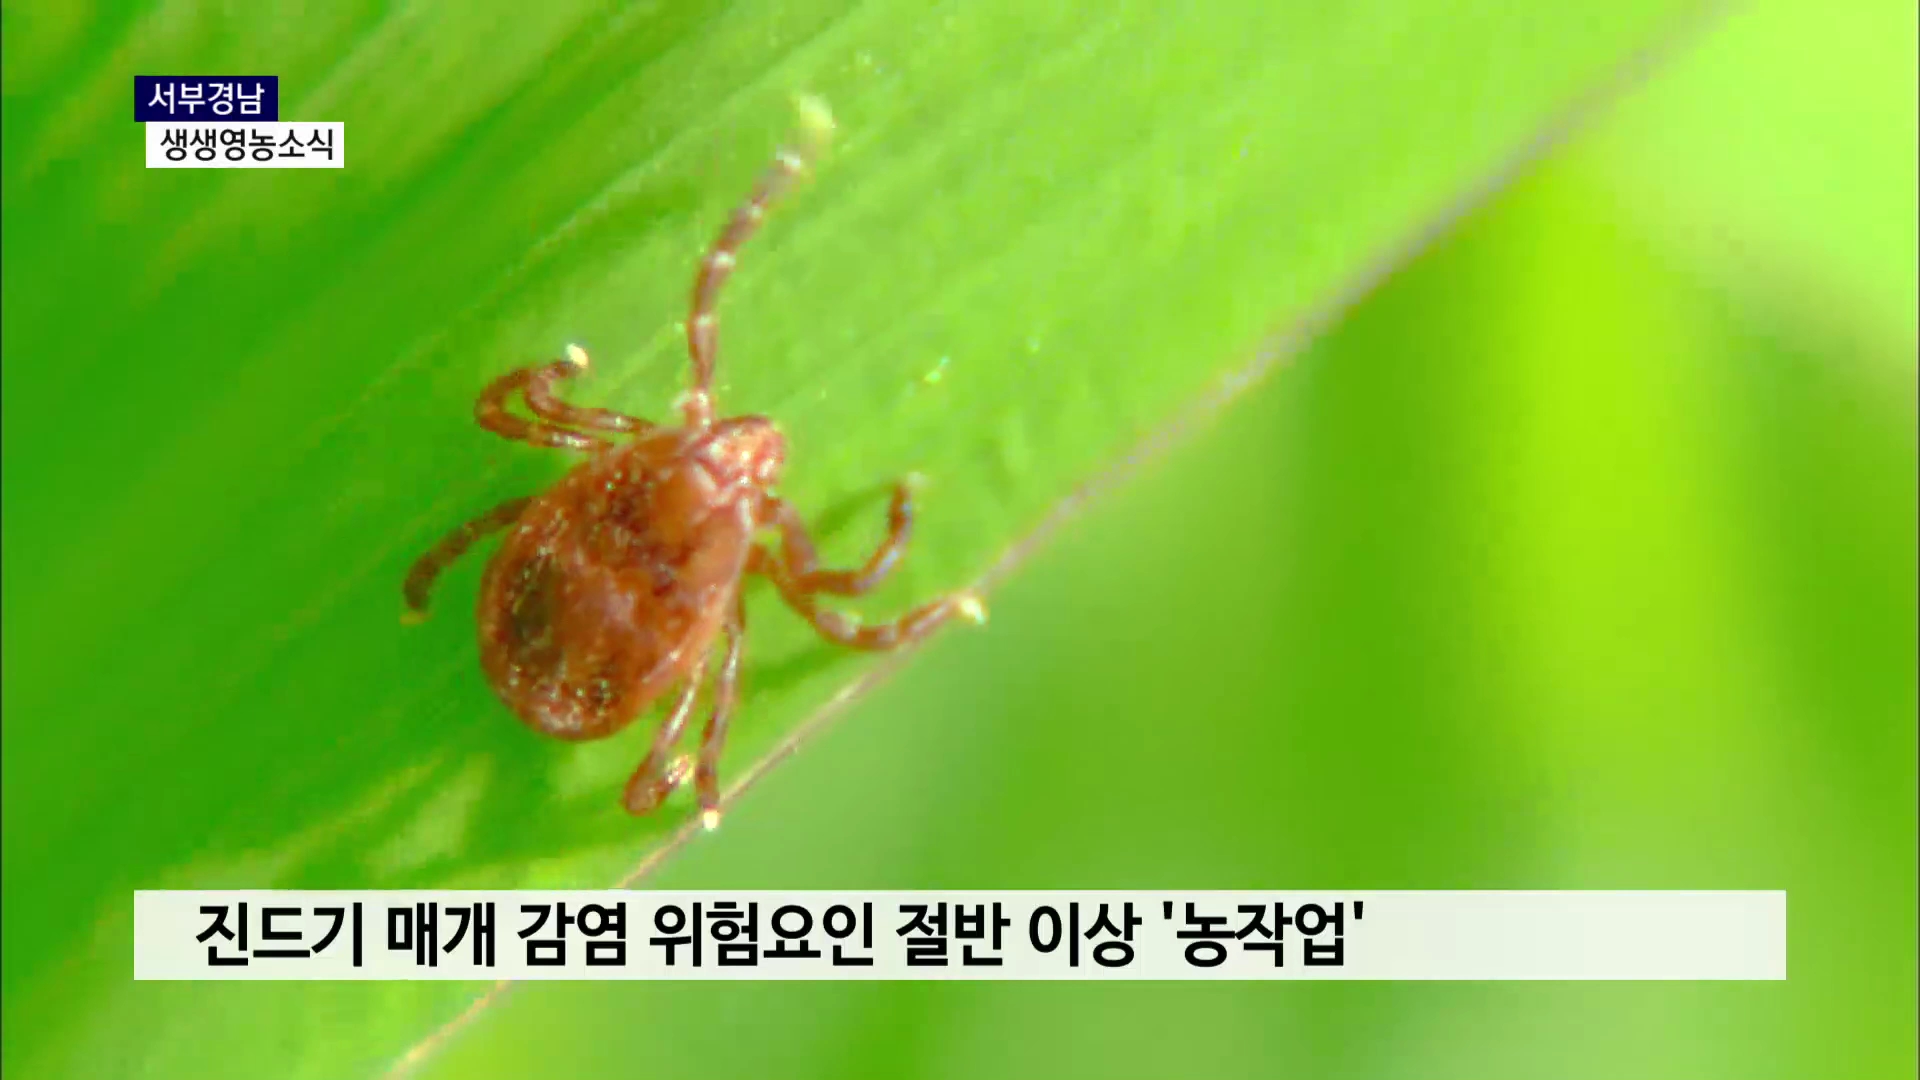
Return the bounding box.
[135,76,279,123]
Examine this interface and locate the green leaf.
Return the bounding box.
[410,117,1920,1080]
[1582,0,1919,354]
[3,1,1705,1076]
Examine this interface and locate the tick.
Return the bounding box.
[402,99,985,830]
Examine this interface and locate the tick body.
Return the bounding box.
[403,99,984,829]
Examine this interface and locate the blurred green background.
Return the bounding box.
[3,0,1914,1077]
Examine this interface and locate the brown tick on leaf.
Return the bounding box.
[401,98,985,831]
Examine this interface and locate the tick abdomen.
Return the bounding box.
[477,440,750,741]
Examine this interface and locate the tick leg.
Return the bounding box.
[764,482,914,597]
[693,596,747,830]
[475,362,611,452]
[402,496,533,622]
[684,97,835,431]
[523,346,653,435]
[751,544,986,652]
[622,660,708,815]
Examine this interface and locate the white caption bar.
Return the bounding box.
[145,121,344,169]
[133,890,1784,981]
